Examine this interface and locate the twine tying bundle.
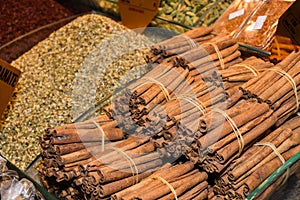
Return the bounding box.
[254,142,290,185]
[181,34,198,49]
[92,120,105,152]
[266,68,299,113]
[151,175,178,200]
[141,77,171,102]
[232,64,259,76]
[213,108,245,156]
[207,42,225,69]
[111,147,139,185]
[176,95,206,115]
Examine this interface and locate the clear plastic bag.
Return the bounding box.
[0,156,45,200]
[235,0,294,49]
[213,0,263,36]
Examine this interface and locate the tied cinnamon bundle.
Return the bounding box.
[241,51,300,126]
[112,42,244,159]
[112,34,242,142]
[174,36,241,71]
[39,114,162,200]
[133,78,227,159]
[111,63,193,132]
[148,56,277,160]
[39,30,300,200]
[212,56,274,91]
[188,51,300,172]
[213,116,300,199]
[112,161,208,200]
[147,27,215,63]
[184,97,274,168]
[80,149,164,199]
[39,31,244,199]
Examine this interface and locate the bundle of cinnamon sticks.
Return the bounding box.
[183,51,300,199]
[39,30,246,199]
[173,36,241,73]
[241,51,300,126]
[147,27,215,63]
[146,79,226,159]
[39,113,211,200]
[111,33,242,137]
[39,114,164,199]
[186,99,275,173]
[213,116,300,199]
[110,34,245,160]
[38,27,300,199]
[112,162,208,200]
[212,56,274,91]
[144,58,273,159]
[40,115,122,168]
[185,51,300,173]
[78,140,163,199]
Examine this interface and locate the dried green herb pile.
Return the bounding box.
[0,14,152,169]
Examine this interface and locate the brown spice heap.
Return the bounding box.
[0,0,90,62]
[0,0,72,46]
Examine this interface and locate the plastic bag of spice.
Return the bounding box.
[212,0,264,36]
[0,156,45,200]
[234,0,295,49]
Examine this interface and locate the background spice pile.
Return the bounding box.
[69,0,234,33]
[0,0,90,62]
[0,0,71,46]
[153,0,234,32]
[0,14,152,170]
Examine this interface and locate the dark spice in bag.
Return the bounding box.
[235,0,294,49]
[213,0,263,36]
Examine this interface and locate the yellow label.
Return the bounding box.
[118,0,160,29]
[0,59,21,118]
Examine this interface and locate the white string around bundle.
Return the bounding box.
[232,64,259,76]
[151,175,178,200]
[92,120,105,152]
[141,76,171,101]
[181,34,198,49]
[266,67,299,113]
[207,42,225,70]
[213,108,245,156]
[254,142,290,185]
[111,147,139,184]
[176,95,206,115]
